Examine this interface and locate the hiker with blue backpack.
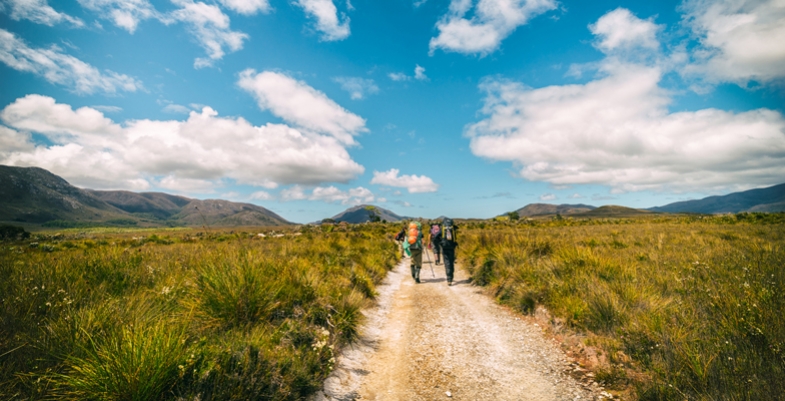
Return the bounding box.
[440,218,458,286]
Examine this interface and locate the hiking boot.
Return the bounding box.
[447,280,452,286]
[415,277,420,283]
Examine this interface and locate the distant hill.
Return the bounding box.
[0,165,128,223]
[327,205,406,223]
[650,183,785,214]
[573,205,653,218]
[89,190,191,219]
[514,203,597,217]
[0,165,290,227]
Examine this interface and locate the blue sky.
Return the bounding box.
[1,0,784,223]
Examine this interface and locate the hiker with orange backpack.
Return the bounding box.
[403,221,424,283]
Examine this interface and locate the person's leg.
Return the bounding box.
[412,248,422,283]
[443,247,455,285]
[434,243,441,264]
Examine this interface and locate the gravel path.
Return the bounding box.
[313,250,611,401]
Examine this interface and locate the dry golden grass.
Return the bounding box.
[461,213,785,400]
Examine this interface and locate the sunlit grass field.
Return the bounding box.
[461,213,785,400]
[0,224,397,400]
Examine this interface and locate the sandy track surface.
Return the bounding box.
[314,250,609,401]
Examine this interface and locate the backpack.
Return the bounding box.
[442,218,457,245]
[407,222,422,249]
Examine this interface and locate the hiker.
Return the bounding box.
[429,221,442,265]
[394,224,407,258]
[406,221,424,283]
[440,217,458,286]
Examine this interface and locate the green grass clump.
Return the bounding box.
[460,214,785,400]
[0,223,398,400]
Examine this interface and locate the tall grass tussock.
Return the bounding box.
[0,224,397,400]
[461,213,785,400]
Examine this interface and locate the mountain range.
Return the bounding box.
[0,166,289,227]
[1,165,783,227]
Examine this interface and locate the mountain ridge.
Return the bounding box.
[0,165,289,227]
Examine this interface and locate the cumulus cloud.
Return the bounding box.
[0,29,142,95]
[466,7,785,193]
[281,185,307,201]
[371,169,439,193]
[218,0,270,15]
[310,186,376,204]
[238,69,367,144]
[250,190,272,200]
[280,185,377,204]
[91,105,123,113]
[414,65,428,81]
[681,0,785,84]
[295,0,350,41]
[171,0,248,68]
[388,72,410,81]
[429,0,557,55]
[539,193,556,201]
[3,0,84,27]
[77,0,158,33]
[0,126,34,153]
[589,8,660,52]
[467,62,785,192]
[0,94,365,191]
[389,65,429,82]
[162,104,192,114]
[333,77,379,100]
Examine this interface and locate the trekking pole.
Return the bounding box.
[424,246,435,278]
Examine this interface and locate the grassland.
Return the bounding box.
[0,224,398,400]
[461,213,785,400]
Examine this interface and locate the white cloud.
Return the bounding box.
[281,185,377,204]
[0,95,365,191]
[238,69,367,145]
[3,0,84,27]
[158,175,216,193]
[0,126,34,153]
[539,193,556,201]
[333,77,379,100]
[0,29,143,95]
[466,7,785,193]
[371,169,439,193]
[389,65,429,82]
[172,0,248,68]
[295,0,350,41]
[310,186,376,204]
[414,65,428,81]
[77,0,158,33]
[467,63,785,193]
[162,104,192,114]
[681,0,785,84]
[388,72,410,81]
[589,7,660,52]
[281,185,307,200]
[250,190,272,200]
[429,0,557,55]
[218,0,270,15]
[91,105,123,113]
[569,193,584,199]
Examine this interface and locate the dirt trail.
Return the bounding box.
[314,250,610,401]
